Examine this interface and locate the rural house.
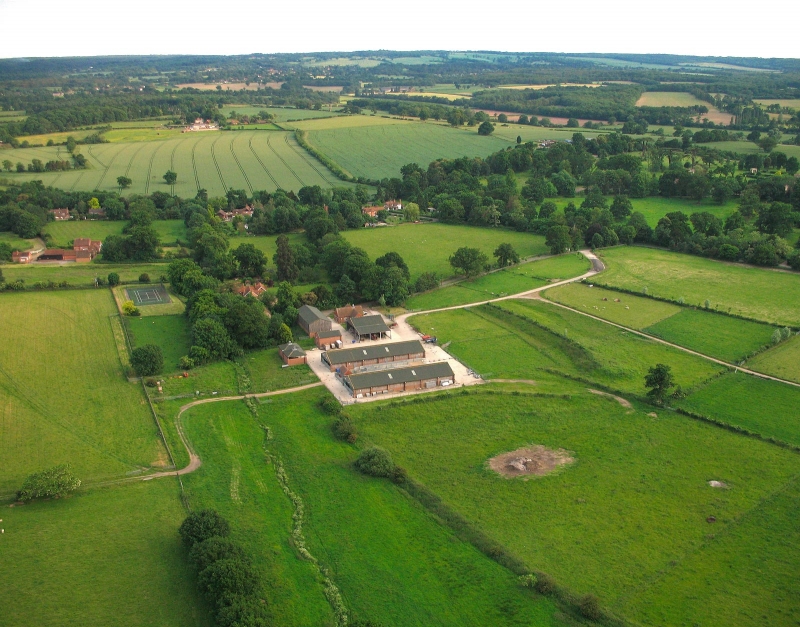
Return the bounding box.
[49,208,70,220]
[362,205,382,217]
[384,199,402,211]
[216,207,254,222]
[279,343,307,366]
[322,339,424,372]
[238,282,267,298]
[35,238,102,263]
[297,305,332,337]
[343,362,455,398]
[335,304,363,324]
[88,207,105,219]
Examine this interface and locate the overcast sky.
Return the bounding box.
[0,0,796,60]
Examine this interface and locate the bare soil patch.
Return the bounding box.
[589,388,633,408]
[489,445,573,479]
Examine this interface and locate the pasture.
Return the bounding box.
[355,389,800,627]
[43,219,187,246]
[545,283,777,362]
[0,261,170,286]
[754,98,800,109]
[220,105,343,122]
[405,253,589,310]
[596,246,800,326]
[342,223,548,280]
[746,334,800,383]
[0,231,39,250]
[0,481,208,627]
[1,130,344,197]
[0,290,167,493]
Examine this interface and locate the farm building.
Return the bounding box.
[184,118,219,132]
[38,249,77,262]
[315,329,342,350]
[335,304,363,324]
[384,199,402,211]
[35,238,102,263]
[297,305,332,337]
[349,314,390,341]
[217,207,254,222]
[279,343,307,366]
[11,250,35,263]
[238,282,267,298]
[343,362,455,397]
[88,207,105,219]
[362,205,381,217]
[49,208,70,220]
[322,339,424,372]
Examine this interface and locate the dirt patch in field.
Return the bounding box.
[489,445,573,479]
[588,388,633,408]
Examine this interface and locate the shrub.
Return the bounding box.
[144,377,158,387]
[578,594,602,621]
[333,414,357,441]
[190,536,249,573]
[139,273,150,283]
[534,572,556,595]
[122,300,140,316]
[179,509,231,547]
[354,446,395,478]
[518,573,538,589]
[197,558,261,603]
[17,463,81,501]
[320,396,341,415]
[130,344,164,377]
[107,272,120,286]
[179,355,195,370]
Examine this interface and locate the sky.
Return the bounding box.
[0,0,797,60]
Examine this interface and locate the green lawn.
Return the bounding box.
[343,223,548,280]
[126,314,192,372]
[628,196,737,227]
[0,290,167,493]
[240,348,319,393]
[678,372,800,446]
[746,334,800,383]
[0,480,208,627]
[43,219,187,246]
[406,253,590,310]
[0,231,39,250]
[596,246,800,326]
[0,261,170,287]
[354,389,800,627]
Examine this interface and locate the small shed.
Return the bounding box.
[297,305,331,338]
[315,329,342,349]
[279,343,307,366]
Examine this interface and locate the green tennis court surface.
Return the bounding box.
[126,285,170,306]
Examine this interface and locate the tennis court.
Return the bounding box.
[126,284,171,306]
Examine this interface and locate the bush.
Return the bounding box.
[197,558,261,603]
[354,446,395,478]
[17,463,81,501]
[518,573,538,589]
[122,300,140,316]
[107,272,120,286]
[139,273,150,283]
[190,536,249,573]
[320,396,341,415]
[179,509,231,547]
[144,377,158,387]
[130,344,164,377]
[178,355,195,370]
[534,572,556,595]
[578,594,602,621]
[332,414,357,442]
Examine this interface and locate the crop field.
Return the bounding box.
[678,372,800,445]
[343,223,548,280]
[355,389,800,627]
[220,105,343,122]
[43,219,187,246]
[0,290,166,493]
[302,118,510,179]
[179,389,564,627]
[0,261,170,286]
[405,253,590,310]
[545,283,777,362]
[746,334,800,383]
[754,99,800,109]
[635,92,733,124]
[0,480,208,627]
[596,247,800,326]
[126,314,192,372]
[1,130,344,197]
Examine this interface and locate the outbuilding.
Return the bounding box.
[315,329,343,350]
[349,314,390,341]
[297,305,331,338]
[279,343,307,366]
[322,339,424,372]
[343,362,455,397]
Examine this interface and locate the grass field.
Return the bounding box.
[343,223,548,280]
[303,118,511,179]
[0,480,208,627]
[0,290,167,493]
[1,130,344,197]
[0,261,170,286]
[635,92,733,124]
[405,253,589,310]
[746,334,800,383]
[355,389,800,626]
[545,283,776,362]
[220,105,343,122]
[754,98,800,110]
[678,372,800,445]
[0,231,39,250]
[43,219,187,246]
[596,246,800,326]
[126,314,192,371]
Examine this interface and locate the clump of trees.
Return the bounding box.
[130,344,164,377]
[17,464,81,502]
[354,447,395,478]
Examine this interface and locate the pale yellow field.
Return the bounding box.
[290,114,407,131]
[755,99,800,110]
[499,83,603,90]
[636,92,734,125]
[176,81,282,90]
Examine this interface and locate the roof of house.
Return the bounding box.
[317,329,342,339]
[345,362,454,390]
[335,305,363,318]
[324,339,424,366]
[350,314,390,336]
[279,343,306,359]
[298,305,327,326]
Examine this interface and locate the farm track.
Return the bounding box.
[144,140,165,195]
[247,136,280,189]
[90,144,118,191]
[284,133,337,185]
[123,141,148,178]
[209,134,228,192]
[266,133,306,187]
[169,140,180,196]
[229,135,254,194]
[190,138,201,191]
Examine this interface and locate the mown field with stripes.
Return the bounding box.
[1,130,345,196]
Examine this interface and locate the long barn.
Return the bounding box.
[321,340,425,372]
[344,362,455,397]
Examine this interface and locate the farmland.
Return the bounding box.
[746,334,800,383]
[343,223,548,280]
[0,260,171,286]
[43,219,187,246]
[126,314,192,371]
[635,92,733,124]
[355,389,800,627]
[220,105,343,122]
[0,290,166,493]
[596,246,800,326]
[405,253,590,310]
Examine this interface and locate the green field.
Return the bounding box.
[0,290,166,493]
[43,219,187,246]
[220,105,343,122]
[355,389,800,627]
[746,334,800,383]
[343,223,548,280]
[0,261,170,286]
[546,283,776,362]
[126,314,192,371]
[0,480,208,627]
[1,130,345,197]
[0,231,39,250]
[303,118,511,179]
[596,246,800,326]
[406,253,590,310]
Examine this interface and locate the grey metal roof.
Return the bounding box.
[350,314,390,336]
[317,329,342,339]
[345,362,454,390]
[298,305,326,326]
[324,340,424,366]
[279,343,306,359]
